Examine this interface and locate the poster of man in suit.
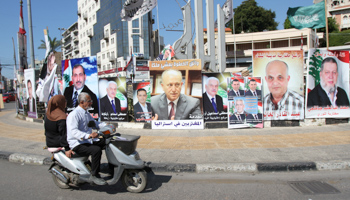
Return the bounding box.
[62,56,99,118]
[133,82,152,122]
[149,59,203,129]
[98,77,127,122]
[24,68,37,118]
[306,48,350,118]
[202,73,231,122]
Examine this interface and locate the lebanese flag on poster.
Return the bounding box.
[62,59,72,90]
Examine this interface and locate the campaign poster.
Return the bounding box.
[253,50,304,120]
[62,56,99,118]
[24,68,37,118]
[306,48,350,118]
[149,59,204,129]
[98,77,128,122]
[202,73,231,122]
[227,77,263,129]
[133,82,152,122]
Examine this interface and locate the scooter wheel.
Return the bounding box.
[121,169,147,193]
[51,166,70,189]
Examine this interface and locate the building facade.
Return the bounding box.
[75,0,153,78]
[62,22,79,60]
[327,0,350,31]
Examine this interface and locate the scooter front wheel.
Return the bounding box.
[121,169,147,193]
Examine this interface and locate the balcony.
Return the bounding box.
[341,23,350,30]
[104,32,109,41]
[77,9,81,16]
[109,55,116,62]
[83,13,88,21]
[88,30,93,38]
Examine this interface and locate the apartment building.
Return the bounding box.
[327,0,350,30]
[75,0,153,78]
[61,22,79,60]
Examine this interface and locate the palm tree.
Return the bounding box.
[37,37,62,52]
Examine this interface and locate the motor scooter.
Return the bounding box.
[47,122,147,193]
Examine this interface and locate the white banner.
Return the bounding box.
[121,0,157,21]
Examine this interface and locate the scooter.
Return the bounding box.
[47,122,147,193]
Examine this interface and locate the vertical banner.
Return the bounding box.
[202,73,231,122]
[149,59,204,129]
[62,56,99,118]
[24,68,37,118]
[99,77,128,122]
[306,48,350,118]
[253,50,304,120]
[133,82,152,122]
[227,77,263,129]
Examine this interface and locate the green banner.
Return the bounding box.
[287,1,325,29]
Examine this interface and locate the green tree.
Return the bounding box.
[227,0,278,33]
[284,17,292,29]
[37,37,61,52]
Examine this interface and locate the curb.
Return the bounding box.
[1,151,349,173]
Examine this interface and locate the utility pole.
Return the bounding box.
[27,0,35,69]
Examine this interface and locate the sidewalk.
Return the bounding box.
[0,109,350,173]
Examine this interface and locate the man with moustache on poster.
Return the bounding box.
[64,64,98,114]
[100,81,121,121]
[263,60,304,119]
[203,77,224,121]
[307,57,350,108]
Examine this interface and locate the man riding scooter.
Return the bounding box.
[66,92,106,185]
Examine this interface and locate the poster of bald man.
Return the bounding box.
[98,77,128,122]
[253,50,304,120]
[202,73,231,122]
[306,49,350,118]
[149,59,204,129]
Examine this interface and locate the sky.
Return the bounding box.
[0,0,312,80]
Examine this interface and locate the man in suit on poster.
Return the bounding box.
[246,113,263,124]
[245,79,261,99]
[203,77,224,121]
[151,69,202,120]
[229,99,248,124]
[99,81,121,121]
[134,88,152,122]
[228,79,244,100]
[26,79,36,112]
[64,64,98,114]
[307,57,350,108]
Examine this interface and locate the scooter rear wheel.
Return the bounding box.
[121,169,147,193]
[51,166,70,189]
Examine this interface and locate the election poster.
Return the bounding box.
[149,59,204,129]
[98,77,128,122]
[62,56,99,118]
[202,72,231,122]
[252,50,304,120]
[133,82,152,123]
[306,48,350,118]
[24,68,37,118]
[227,77,263,129]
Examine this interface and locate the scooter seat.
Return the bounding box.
[47,147,64,153]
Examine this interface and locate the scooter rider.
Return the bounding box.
[66,92,106,185]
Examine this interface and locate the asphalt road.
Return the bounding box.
[1,159,350,200]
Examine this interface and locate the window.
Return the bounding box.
[102,54,105,59]
[132,19,139,28]
[132,35,140,52]
[111,38,114,44]
[107,52,110,58]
